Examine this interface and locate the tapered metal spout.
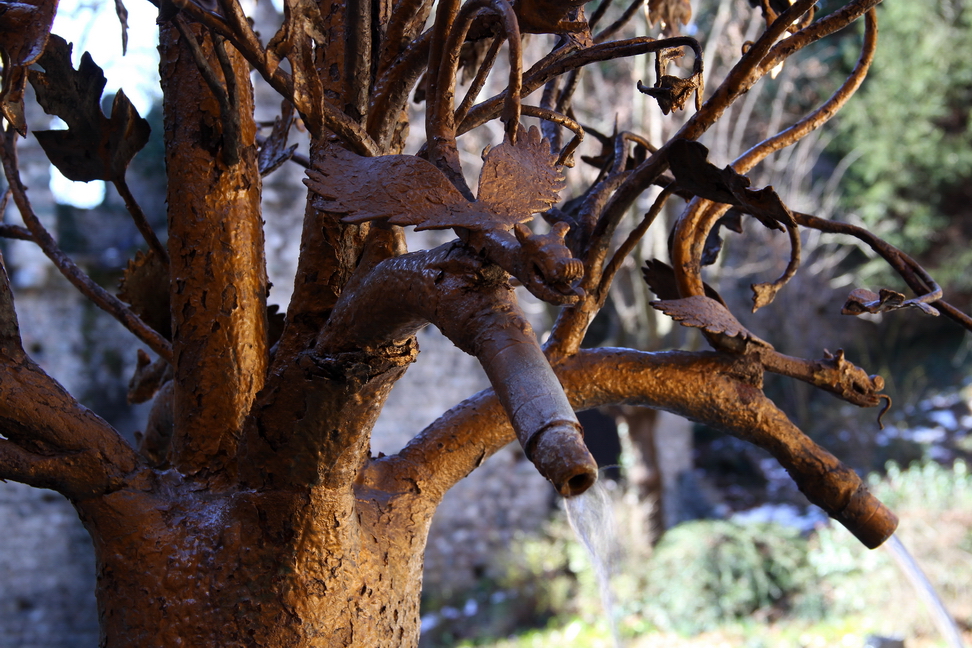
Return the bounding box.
[476,332,598,497]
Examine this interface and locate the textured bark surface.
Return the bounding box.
[160,22,267,479]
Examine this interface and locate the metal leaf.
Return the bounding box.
[647,0,692,36]
[258,100,297,177]
[476,125,566,227]
[513,0,588,34]
[28,35,150,182]
[642,259,727,305]
[841,287,940,317]
[667,139,795,231]
[651,295,770,346]
[0,0,59,135]
[118,250,171,340]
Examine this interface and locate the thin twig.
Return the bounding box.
[0,127,173,362]
[0,224,32,241]
[588,0,614,30]
[453,36,502,126]
[594,0,643,43]
[598,184,673,299]
[113,177,169,266]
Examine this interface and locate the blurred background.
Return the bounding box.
[1,0,971,646]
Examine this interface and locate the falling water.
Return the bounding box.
[564,480,624,648]
[884,534,966,648]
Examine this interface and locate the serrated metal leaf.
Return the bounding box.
[650,295,769,346]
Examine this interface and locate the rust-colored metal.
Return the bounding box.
[4,0,966,645]
[160,21,267,478]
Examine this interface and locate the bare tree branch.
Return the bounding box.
[0,126,173,363]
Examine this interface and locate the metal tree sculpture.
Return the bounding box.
[0,0,968,645]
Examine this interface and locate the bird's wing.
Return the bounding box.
[474,125,566,229]
[304,145,473,230]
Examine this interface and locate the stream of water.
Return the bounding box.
[885,534,966,648]
[564,481,624,648]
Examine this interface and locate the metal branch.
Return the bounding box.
[794,211,971,330]
[598,184,673,299]
[735,7,878,175]
[318,243,597,496]
[174,18,241,166]
[427,0,522,185]
[667,7,877,309]
[0,128,173,362]
[113,176,169,266]
[367,29,433,148]
[461,36,699,136]
[380,347,898,549]
[594,0,642,43]
[587,0,614,30]
[453,35,502,126]
[0,223,32,241]
[750,222,801,312]
[0,439,130,497]
[174,0,380,156]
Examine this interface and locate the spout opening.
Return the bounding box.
[562,470,597,498]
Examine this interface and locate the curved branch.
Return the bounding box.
[381,348,897,548]
[319,243,597,496]
[594,0,642,43]
[750,222,802,312]
[735,7,878,175]
[427,0,521,183]
[460,36,698,136]
[670,9,877,305]
[0,127,173,363]
[795,211,970,331]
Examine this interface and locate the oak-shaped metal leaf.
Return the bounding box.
[667,139,795,231]
[28,35,150,182]
[304,125,566,232]
[0,0,59,135]
[651,295,770,347]
[476,125,566,224]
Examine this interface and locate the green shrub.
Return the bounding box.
[635,520,816,635]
